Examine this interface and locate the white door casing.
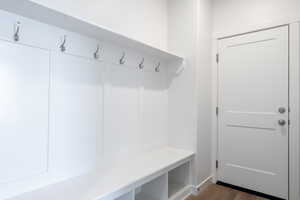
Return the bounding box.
[218,26,289,199]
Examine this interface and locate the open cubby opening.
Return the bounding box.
[135,174,168,200]
[168,162,190,198]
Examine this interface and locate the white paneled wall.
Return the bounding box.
[0,9,169,199]
[103,63,168,167]
[0,41,50,183]
[141,72,168,151]
[49,53,103,176]
[103,66,141,165]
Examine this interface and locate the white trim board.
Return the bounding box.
[168,175,213,200]
[288,22,300,200]
[175,175,213,200]
[211,23,300,200]
[213,18,300,39]
[196,175,213,191]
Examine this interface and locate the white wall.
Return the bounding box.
[196,0,213,185]
[213,0,300,37]
[22,0,214,189]
[29,0,168,50]
[0,10,169,199]
[0,1,214,197]
[167,0,212,185]
[167,0,197,153]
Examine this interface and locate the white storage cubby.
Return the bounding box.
[168,162,191,198]
[135,174,168,200]
[115,191,134,200]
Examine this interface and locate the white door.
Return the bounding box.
[218,26,289,199]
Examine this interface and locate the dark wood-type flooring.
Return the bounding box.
[186,184,269,200]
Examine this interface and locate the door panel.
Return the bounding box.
[218,26,289,199]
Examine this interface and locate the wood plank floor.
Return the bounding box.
[186,184,269,200]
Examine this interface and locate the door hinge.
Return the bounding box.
[216,53,219,63]
[216,160,219,169]
[216,107,219,115]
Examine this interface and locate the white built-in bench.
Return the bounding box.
[7,148,194,200]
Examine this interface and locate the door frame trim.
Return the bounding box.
[211,23,300,200]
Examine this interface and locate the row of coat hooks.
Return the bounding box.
[59,35,161,72]
[13,22,161,72]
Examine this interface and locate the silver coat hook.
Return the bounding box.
[94,44,101,59]
[139,58,145,70]
[155,62,161,72]
[60,35,66,52]
[119,52,126,65]
[14,22,20,42]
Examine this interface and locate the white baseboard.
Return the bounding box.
[170,175,213,200]
[196,175,213,190]
[169,186,194,200]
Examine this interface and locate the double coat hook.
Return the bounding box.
[139,58,145,70]
[14,22,20,42]
[60,35,67,52]
[155,62,161,72]
[94,44,101,59]
[119,52,126,65]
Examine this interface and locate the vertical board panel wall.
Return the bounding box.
[0,10,169,199]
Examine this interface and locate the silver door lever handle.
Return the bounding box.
[278,107,286,114]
